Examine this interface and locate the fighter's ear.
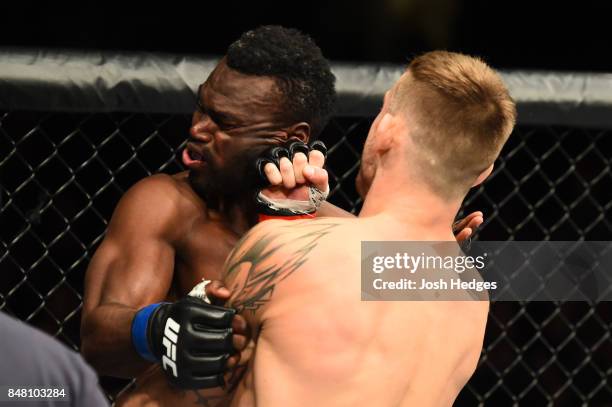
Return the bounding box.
[473,164,494,187]
[375,112,400,152]
[286,122,310,143]
[378,112,394,134]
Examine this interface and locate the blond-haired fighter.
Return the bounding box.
[222,51,516,407]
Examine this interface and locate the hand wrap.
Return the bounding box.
[254,140,329,222]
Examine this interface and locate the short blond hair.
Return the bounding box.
[390,51,516,199]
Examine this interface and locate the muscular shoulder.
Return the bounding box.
[124,173,184,202]
[223,219,345,317]
[106,173,199,242]
[229,218,343,261]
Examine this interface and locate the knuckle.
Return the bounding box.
[309,150,325,162]
[280,160,293,173]
[264,163,277,174]
[293,152,307,164]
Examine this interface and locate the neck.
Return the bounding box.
[189,177,257,234]
[211,197,258,234]
[359,171,462,240]
[221,200,257,234]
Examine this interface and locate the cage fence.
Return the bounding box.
[1,51,611,406]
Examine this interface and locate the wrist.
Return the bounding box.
[255,190,321,223]
[131,303,164,362]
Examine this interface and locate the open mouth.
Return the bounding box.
[188,149,203,161]
[182,146,207,168]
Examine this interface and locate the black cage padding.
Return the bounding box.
[2,48,612,128]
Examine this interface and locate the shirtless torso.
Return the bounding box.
[223,217,489,407]
[82,172,351,407]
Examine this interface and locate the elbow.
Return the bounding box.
[80,342,96,369]
[80,329,120,377]
[80,316,106,373]
[80,329,101,371]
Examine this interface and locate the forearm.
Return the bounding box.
[81,303,151,378]
[318,201,354,218]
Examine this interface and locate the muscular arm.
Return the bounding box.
[81,175,182,377]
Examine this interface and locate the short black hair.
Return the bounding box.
[226,25,336,138]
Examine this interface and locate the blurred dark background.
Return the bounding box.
[1,0,611,71]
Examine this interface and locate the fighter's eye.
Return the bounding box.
[209,112,238,131]
[195,101,238,131]
[217,123,237,132]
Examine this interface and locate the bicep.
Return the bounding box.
[82,177,180,313]
[84,234,175,311]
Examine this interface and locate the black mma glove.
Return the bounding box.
[254,140,329,221]
[131,297,235,389]
[255,140,327,188]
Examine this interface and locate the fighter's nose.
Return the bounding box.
[190,123,212,143]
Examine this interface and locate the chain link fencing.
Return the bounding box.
[1,51,611,406]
